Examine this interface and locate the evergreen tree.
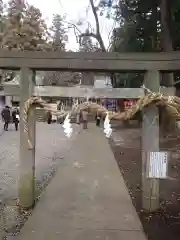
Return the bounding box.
[51,14,68,51]
[43,14,81,87]
[21,3,51,50]
[2,0,50,50]
[79,29,98,85]
[0,0,15,84]
[0,0,5,44]
[1,0,25,50]
[43,14,69,86]
[101,0,175,87]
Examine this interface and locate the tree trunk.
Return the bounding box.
[81,72,94,85]
[89,0,106,52]
[160,0,174,86]
[160,0,176,133]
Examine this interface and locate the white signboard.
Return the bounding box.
[147,152,168,179]
[52,115,57,121]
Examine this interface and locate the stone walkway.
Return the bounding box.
[19,124,146,240]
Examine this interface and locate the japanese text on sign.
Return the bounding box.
[147,152,168,179]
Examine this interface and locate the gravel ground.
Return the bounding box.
[110,126,180,240]
[0,121,81,204]
[0,121,82,238]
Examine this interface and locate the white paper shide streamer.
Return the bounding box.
[63,113,73,138]
[104,112,112,138]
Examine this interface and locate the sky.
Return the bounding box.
[25,0,115,50]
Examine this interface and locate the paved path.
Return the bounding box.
[0,121,80,203]
[19,124,146,240]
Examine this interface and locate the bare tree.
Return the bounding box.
[79,0,106,51]
[61,0,107,52]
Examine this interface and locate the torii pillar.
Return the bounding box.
[19,68,36,209]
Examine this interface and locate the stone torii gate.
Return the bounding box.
[1,50,177,212]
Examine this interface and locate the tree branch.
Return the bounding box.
[62,1,106,51]
[63,20,82,43]
[89,0,106,51]
[79,32,99,41]
[64,21,82,34]
[90,0,100,36]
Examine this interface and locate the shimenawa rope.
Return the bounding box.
[23,88,180,149]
